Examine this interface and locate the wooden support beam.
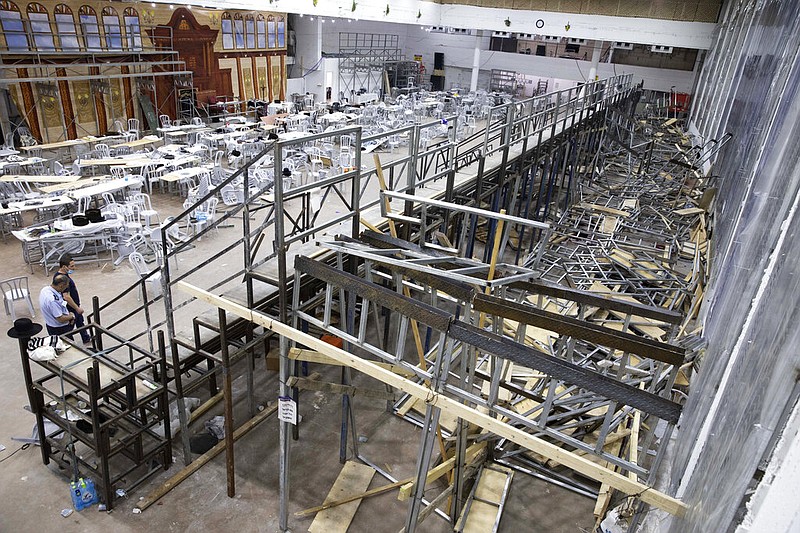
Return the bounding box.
[287,376,399,401]
[176,281,689,517]
[289,347,417,377]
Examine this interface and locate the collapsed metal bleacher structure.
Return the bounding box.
[87,73,707,530]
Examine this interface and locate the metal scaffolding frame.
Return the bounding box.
[75,74,694,530]
[337,32,401,98]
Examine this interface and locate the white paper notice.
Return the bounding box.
[278,396,297,425]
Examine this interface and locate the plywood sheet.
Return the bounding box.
[308,461,376,533]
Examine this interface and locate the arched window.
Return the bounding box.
[0,1,28,51]
[26,3,53,50]
[54,4,79,51]
[78,5,101,51]
[123,7,140,51]
[245,13,254,49]
[221,12,232,50]
[233,13,244,49]
[102,6,121,50]
[256,14,265,49]
[266,15,275,49]
[276,15,285,48]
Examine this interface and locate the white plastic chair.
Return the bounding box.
[128,251,161,301]
[132,192,160,227]
[1,276,35,321]
[185,197,218,238]
[95,143,110,158]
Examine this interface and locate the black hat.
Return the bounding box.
[7,318,43,339]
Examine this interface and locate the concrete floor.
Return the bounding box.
[0,190,596,532]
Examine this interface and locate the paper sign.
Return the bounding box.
[278,396,297,425]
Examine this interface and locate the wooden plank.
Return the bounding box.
[673,207,705,216]
[601,215,618,234]
[463,501,501,532]
[308,461,375,533]
[289,347,417,378]
[473,466,512,506]
[177,281,689,517]
[287,376,398,401]
[296,478,410,518]
[578,203,630,218]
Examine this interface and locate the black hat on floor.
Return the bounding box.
[7,318,43,339]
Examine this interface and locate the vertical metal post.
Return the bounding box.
[274,141,291,532]
[218,308,236,497]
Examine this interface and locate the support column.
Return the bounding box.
[587,41,603,82]
[469,30,482,93]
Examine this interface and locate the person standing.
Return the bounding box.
[39,274,75,336]
[54,253,91,345]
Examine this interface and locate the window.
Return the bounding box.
[102,7,121,50]
[79,5,101,51]
[27,3,53,50]
[233,13,244,49]
[0,1,28,51]
[276,16,285,48]
[221,12,232,50]
[245,14,254,49]
[266,15,275,48]
[123,7,140,51]
[54,4,79,51]
[256,14,265,49]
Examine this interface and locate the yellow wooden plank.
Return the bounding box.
[673,207,705,216]
[601,215,619,234]
[308,461,376,533]
[473,466,512,505]
[578,203,630,218]
[463,500,502,533]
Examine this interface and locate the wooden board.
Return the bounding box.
[673,207,705,216]
[308,461,376,533]
[461,465,513,533]
[473,466,511,506]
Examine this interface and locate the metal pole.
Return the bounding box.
[275,141,291,532]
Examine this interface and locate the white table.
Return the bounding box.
[278,131,309,142]
[355,92,379,104]
[117,135,162,149]
[12,216,123,272]
[0,156,48,172]
[0,174,82,184]
[67,177,142,200]
[159,165,212,184]
[1,195,74,215]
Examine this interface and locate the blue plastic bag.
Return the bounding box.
[70,477,98,510]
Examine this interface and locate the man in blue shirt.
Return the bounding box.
[38,274,75,336]
[54,253,91,345]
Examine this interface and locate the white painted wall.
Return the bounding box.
[194,0,716,50]
[736,402,800,533]
[290,17,696,101]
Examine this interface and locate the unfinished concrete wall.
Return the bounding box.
[663,0,800,531]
